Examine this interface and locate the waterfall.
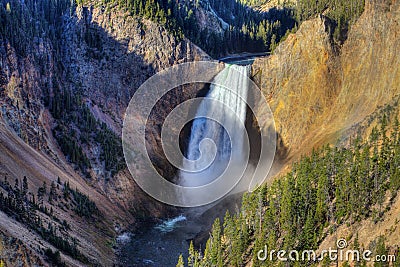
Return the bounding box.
[180,64,251,189]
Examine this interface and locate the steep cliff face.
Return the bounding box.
[253,0,400,159]
[253,15,339,155]
[0,1,209,265]
[59,3,209,183]
[63,4,207,122]
[0,32,55,155]
[333,0,400,126]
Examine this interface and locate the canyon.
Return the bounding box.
[0,0,399,266]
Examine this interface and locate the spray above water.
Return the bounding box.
[123,61,276,207]
[180,64,251,197]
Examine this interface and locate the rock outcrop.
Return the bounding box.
[253,0,400,159]
[253,14,339,154]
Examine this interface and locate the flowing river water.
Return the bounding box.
[118,57,257,266]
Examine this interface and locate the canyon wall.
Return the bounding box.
[0,2,208,265]
[253,0,400,159]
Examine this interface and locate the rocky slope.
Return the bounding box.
[0,1,209,265]
[253,0,400,160]
[59,3,208,185]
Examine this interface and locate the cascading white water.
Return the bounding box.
[180,64,251,188]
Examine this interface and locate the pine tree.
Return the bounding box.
[188,241,198,267]
[209,218,223,266]
[37,182,46,206]
[49,181,57,203]
[22,176,28,197]
[374,236,388,267]
[176,254,184,267]
[280,171,296,249]
[354,233,362,267]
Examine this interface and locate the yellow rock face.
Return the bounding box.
[253,1,400,160]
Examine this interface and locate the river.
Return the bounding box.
[117,53,266,266]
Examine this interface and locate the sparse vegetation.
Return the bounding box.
[0,176,100,264]
[63,181,100,218]
[95,122,126,176]
[1,0,125,178]
[49,87,124,177]
[296,0,365,43]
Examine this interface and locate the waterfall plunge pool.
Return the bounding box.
[118,62,258,266]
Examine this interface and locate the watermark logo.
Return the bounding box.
[122,61,276,207]
[257,239,396,263]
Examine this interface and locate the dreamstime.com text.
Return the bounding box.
[257,239,396,263]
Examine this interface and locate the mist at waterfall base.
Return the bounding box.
[179,64,253,206]
[119,64,256,266]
